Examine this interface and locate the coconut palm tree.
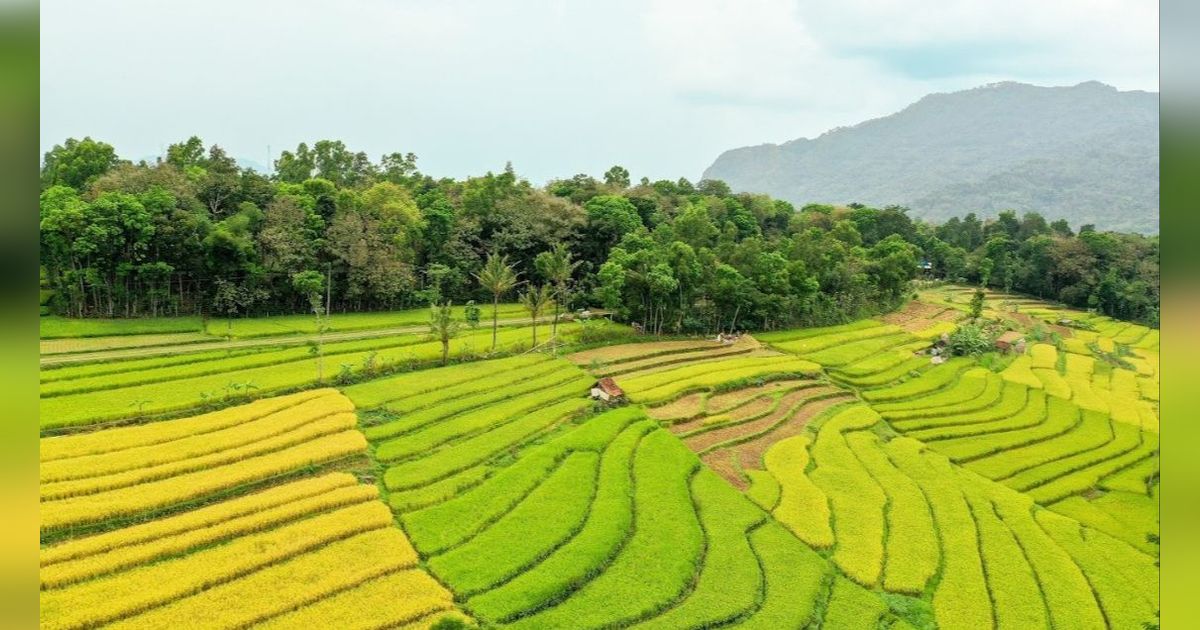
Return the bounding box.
[473,252,520,351]
[534,243,580,340]
[519,284,553,348]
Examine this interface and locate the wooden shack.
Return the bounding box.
[590,377,625,402]
[995,330,1026,354]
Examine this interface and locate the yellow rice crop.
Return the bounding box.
[40,501,393,630]
[1030,344,1058,370]
[41,396,354,483]
[41,483,379,588]
[41,413,357,500]
[765,436,834,548]
[41,473,358,566]
[102,528,420,630]
[41,430,367,532]
[255,570,458,630]
[40,389,346,462]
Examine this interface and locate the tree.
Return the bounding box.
[41,137,120,190]
[603,165,630,189]
[534,243,579,341]
[464,300,481,328]
[428,301,461,366]
[582,195,642,265]
[519,285,553,348]
[969,288,986,320]
[212,278,267,339]
[165,136,206,170]
[291,270,327,382]
[473,253,520,351]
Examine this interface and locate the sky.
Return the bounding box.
[40,0,1158,185]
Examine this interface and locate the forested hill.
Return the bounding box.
[39,136,1159,329]
[702,81,1159,234]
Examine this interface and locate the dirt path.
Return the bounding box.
[40,315,560,367]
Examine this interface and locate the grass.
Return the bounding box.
[466,419,650,623]
[40,315,205,338]
[966,410,1115,481]
[846,432,938,595]
[375,378,592,462]
[633,469,764,629]
[879,368,999,418]
[621,355,820,404]
[1004,421,1142,494]
[42,430,366,533]
[903,387,1042,442]
[428,451,600,595]
[99,528,423,630]
[40,501,394,629]
[41,475,375,588]
[504,429,704,629]
[886,438,993,630]
[984,483,1108,630]
[803,332,917,367]
[253,569,457,629]
[809,406,887,586]
[39,391,368,534]
[345,354,550,409]
[755,319,883,344]
[932,395,1079,462]
[770,324,905,355]
[1036,510,1158,629]
[763,435,834,548]
[40,323,556,429]
[739,522,829,628]
[1030,343,1058,370]
[1000,356,1043,389]
[1048,494,1157,554]
[963,490,1048,629]
[383,398,589,491]
[862,358,973,403]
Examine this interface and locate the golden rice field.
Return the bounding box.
[40,289,1157,629]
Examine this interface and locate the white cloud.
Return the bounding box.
[40,0,1158,184]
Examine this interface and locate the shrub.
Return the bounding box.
[946,322,993,356]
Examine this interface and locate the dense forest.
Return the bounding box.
[39,136,1160,330]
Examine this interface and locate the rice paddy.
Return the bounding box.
[39,286,1157,629]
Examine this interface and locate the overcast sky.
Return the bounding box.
[40,0,1158,184]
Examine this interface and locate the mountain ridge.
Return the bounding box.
[702,81,1159,233]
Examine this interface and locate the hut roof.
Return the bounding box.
[596,377,624,398]
[996,331,1025,343]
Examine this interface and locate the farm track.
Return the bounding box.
[41,314,565,367]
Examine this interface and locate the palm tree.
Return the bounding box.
[519,285,553,348]
[473,253,520,351]
[534,243,580,341]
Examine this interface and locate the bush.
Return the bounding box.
[947,323,993,357]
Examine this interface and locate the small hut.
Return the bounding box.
[995,331,1026,354]
[591,377,625,403]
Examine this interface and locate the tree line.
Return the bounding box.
[39,136,1159,331]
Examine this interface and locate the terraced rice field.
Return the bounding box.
[40,292,1157,629]
[343,354,912,628]
[39,390,463,629]
[40,320,593,431]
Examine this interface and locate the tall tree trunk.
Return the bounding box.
[551,292,560,339]
[491,294,500,351]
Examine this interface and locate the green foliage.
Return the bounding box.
[946,322,993,356]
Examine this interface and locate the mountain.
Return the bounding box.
[702,81,1159,234]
